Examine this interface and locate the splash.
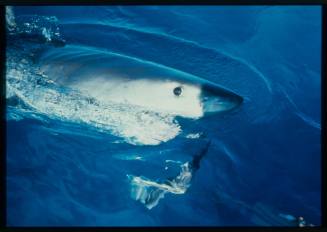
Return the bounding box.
[6,61,181,145]
[128,162,192,209]
[6,6,16,30]
[6,13,182,145]
[6,13,65,46]
[185,132,203,139]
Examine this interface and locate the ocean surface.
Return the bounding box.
[5,6,321,226]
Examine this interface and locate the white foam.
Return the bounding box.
[128,162,192,209]
[5,6,16,30]
[185,132,202,139]
[42,27,52,42]
[6,63,181,146]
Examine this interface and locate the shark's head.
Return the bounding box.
[85,75,243,119]
[40,46,243,119]
[147,78,243,118]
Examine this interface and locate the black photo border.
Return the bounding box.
[0,0,326,231]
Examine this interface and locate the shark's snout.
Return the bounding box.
[201,82,243,115]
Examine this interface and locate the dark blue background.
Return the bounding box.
[7,6,321,226]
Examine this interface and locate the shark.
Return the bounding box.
[38,45,243,119]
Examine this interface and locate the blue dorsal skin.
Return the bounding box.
[39,45,243,119]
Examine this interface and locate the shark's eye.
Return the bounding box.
[173,86,182,96]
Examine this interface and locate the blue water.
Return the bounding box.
[6,6,321,226]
